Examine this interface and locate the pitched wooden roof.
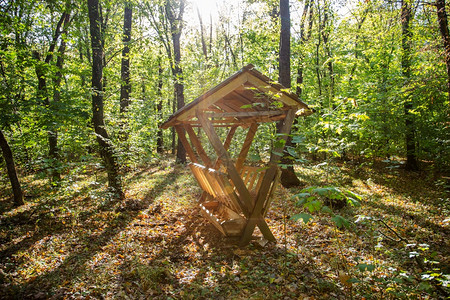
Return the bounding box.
[161,64,312,129]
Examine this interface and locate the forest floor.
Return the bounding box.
[0,156,449,299]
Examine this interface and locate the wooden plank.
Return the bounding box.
[240,109,297,245]
[238,114,286,124]
[175,126,198,163]
[235,123,258,172]
[210,171,241,213]
[179,74,249,122]
[197,126,238,206]
[263,168,281,217]
[247,171,259,191]
[199,203,226,235]
[205,111,283,118]
[213,125,237,170]
[185,119,240,124]
[246,72,308,108]
[185,125,213,167]
[189,164,215,197]
[203,201,220,210]
[197,111,253,215]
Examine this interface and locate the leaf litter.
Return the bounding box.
[0,157,448,299]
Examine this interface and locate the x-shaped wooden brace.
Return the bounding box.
[196,109,296,245]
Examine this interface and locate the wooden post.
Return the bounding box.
[235,123,258,172]
[197,111,253,214]
[185,124,213,167]
[240,109,296,245]
[175,125,198,163]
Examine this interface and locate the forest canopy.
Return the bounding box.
[0,0,449,193]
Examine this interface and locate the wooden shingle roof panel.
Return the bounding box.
[161,64,311,129]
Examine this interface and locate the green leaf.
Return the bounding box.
[305,200,322,213]
[274,139,286,148]
[332,215,350,228]
[321,205,333,214]
[291,213,313,224]
[291,135,305,144]
[240,104,253,109]
[294,193,311,199]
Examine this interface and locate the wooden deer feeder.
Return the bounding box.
[161,64,312,245]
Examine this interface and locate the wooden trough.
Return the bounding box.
[161,64,312,245]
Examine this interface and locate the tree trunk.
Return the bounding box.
[166,0,186,164]
[297,0,313,96]
[157,55,164,153]
[401,0,418,171]
[50,11,71,184]
[120,3,132,115]
[197,7,208,61]
[321,5,334,102]
[0,129,24,206]
[279,0,290,88]
[279,0,301,188]
[88,0,124,198]
[32,10,70,185]
[437,0,450,104]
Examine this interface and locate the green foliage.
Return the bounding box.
[291,185,361,228]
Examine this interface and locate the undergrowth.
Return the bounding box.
[0,156,448,299]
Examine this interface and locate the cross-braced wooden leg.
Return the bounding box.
[239,109,296,245]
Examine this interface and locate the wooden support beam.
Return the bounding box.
[199,203,226,235]
[235,123,258,172]
[246,73,309,108]
[185,125,213,167]
[198,125,238,204]
[205,111,283,119]
[240,109,297,246]
[175,125,198,163]
[197,111,253,215]
[176,73,248,122]
[263,169,281,217]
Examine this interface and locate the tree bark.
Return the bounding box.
[0,129,24,206]
[279,0,291,88]
[401,0,418,171]
[279,0,301,188]
[157,55,164,153]
[321,5,334,102]
[197,7,208,61]
[297,0,313,96]
[437,0,450,104]
[120,2,132,115]
[88,0,124,198]
[166,0,186,164]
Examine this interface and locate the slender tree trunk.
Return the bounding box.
[197,7,208,61]
[279,0,301,188]
[321,6,334,102]
[32,10,70,185]
[173,36,186,163]
[50,11,71,184]
[0,129,24,206]
[297,0,313,96]
[88,0,124,198]
[166,0,186,163]
[401,0,418,171]
[316,3,323,98]
[120,3,132,115]
[279,0,291,88]
[437,0,450,104]
[157,55,164,153]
